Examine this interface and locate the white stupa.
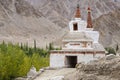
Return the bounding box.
[50,5,105,68]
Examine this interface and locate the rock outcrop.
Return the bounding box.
[65,55,120,80]
[15,0,42,17]
[50,76,64,80]
[26,0,120,27]
[27,66,38,78]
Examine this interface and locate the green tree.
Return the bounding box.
[116,44,119,52]
[0,43,28,80]
[28,48,33,56]
[20,43,23,49]
[31,53,49,71]
[34,40,37,51]
[18,56,31,76]
[0,42,49,79]
[49,43,54,50]
[106,47,116,55]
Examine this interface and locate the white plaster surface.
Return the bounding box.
[86,31,99,43]
[67,17,100,49]
[64,42,93,49]
[50,54,65,68]
[69,18,87,32]
[50,53,105,68]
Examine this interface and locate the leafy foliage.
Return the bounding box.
[46,43,61,51]
[0,42,49,80]
[116,44,119,52]
[105,47,116,55]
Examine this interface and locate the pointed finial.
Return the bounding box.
[77,4,79,8]
[75,4,81,18]
[87,7,91,12]
[87,7,93,28]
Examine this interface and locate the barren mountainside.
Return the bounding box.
[94,9,120,49]
[0,0,120,48]
[26,0,120,27]
[0,0,64,47]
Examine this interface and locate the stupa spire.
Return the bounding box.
[87,7,93,28]
[75,4,81,18]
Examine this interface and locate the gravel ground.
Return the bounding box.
[34,68,76,80]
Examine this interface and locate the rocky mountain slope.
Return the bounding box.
[94,9,120,48]
[0,0,64,47]
[0,0,120,48]
[26,0,120,27]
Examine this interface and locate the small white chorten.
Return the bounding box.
[50,5,105,68]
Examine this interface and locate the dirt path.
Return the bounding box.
[35,68,76,80]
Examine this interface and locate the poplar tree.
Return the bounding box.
[34,40,36,51]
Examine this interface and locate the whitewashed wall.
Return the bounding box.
[50,54,65,68]
[69,18,87,32]
[50,53,105,68]
[86,31,99,43]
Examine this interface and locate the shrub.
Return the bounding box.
[105,47,116,55]
[0,42,49,80]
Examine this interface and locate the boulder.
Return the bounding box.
[39,68,45,72]
[76,62,84,70]
[76,73,101,80]
[27,66,38,78]
[105,54,117,60]
[76,55,120,79]
[50,76,64,80]
[15,77,26,80]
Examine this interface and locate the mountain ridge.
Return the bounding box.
[0,0,64,47]
[0,0,120,49]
